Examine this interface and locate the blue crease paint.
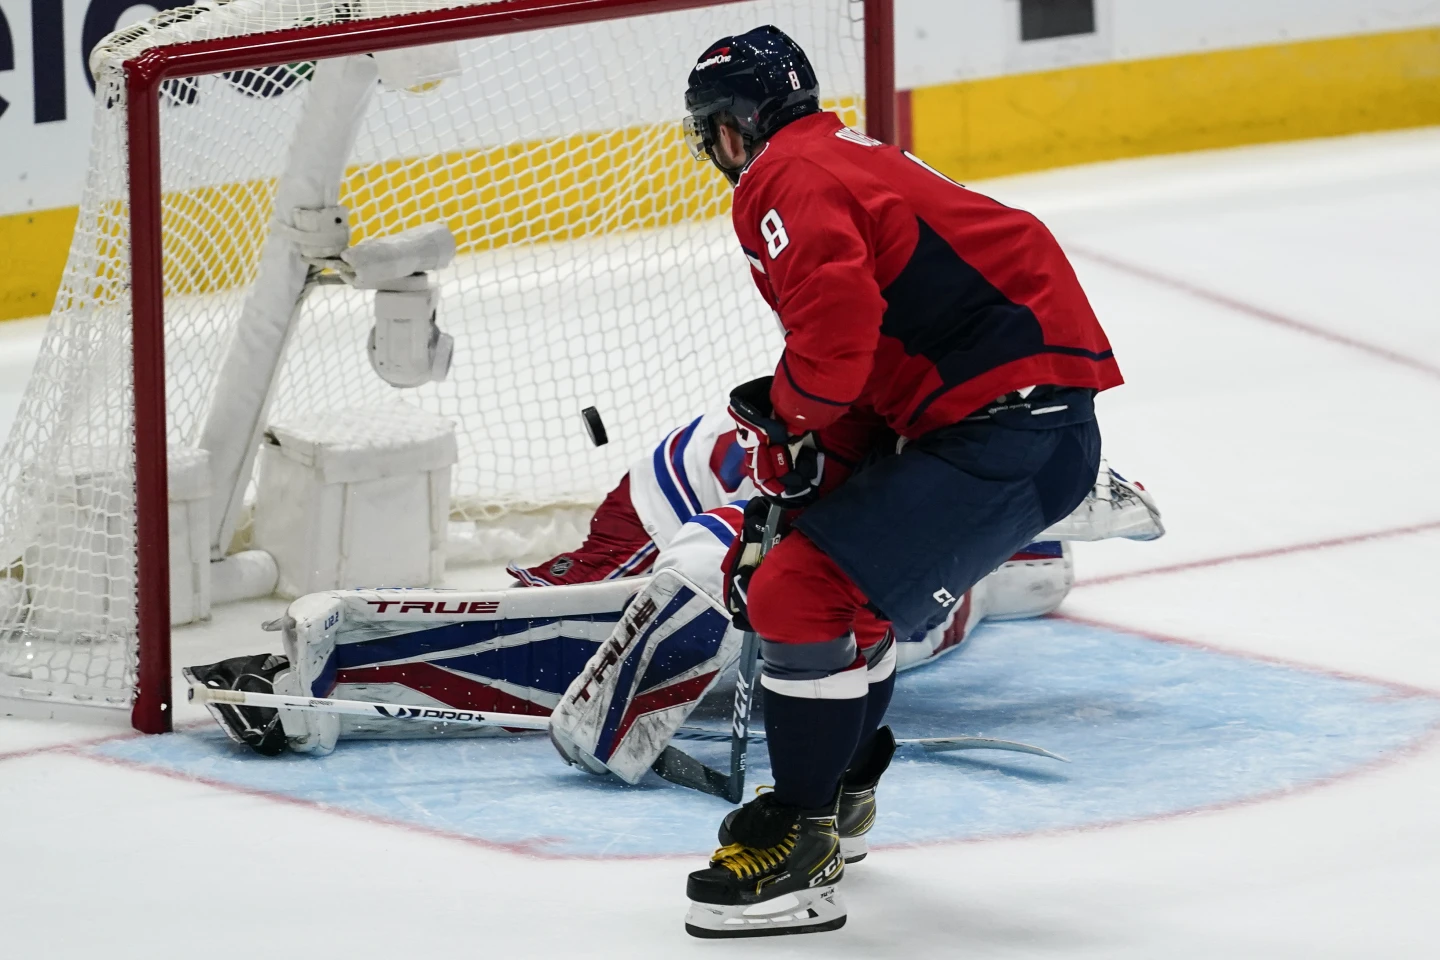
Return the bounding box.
[94,618,1440,857]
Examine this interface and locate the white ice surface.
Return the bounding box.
[3,128,1440,957]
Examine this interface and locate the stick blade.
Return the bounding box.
[907,735,1069,763]
[651,746,738,801]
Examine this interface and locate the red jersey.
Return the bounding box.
[731,112,1122,438]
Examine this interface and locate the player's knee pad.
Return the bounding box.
[759,634,868,700]
[863,631,896,684]
[746,532,865,645]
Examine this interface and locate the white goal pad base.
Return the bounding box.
[253,402,457,598]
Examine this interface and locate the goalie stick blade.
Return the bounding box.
[911,735,1069,763]
[651,745,738,802]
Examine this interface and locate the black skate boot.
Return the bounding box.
[717,726,898,865]
[685,792,846,938]
[837,725,896,863]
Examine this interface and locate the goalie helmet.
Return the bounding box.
[683,25,819,177]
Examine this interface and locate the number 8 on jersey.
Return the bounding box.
[760,208,789,258]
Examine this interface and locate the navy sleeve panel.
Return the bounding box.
[731,112,1121,439]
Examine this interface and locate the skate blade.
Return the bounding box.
[841,835,868,863]
[684,887,846,939]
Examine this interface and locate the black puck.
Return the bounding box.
[581,406,608,446]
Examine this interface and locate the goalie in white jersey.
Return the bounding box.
[509,407,1159,591]
[189,404,1161,768]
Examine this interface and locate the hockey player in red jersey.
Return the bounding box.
[680,26,1122,937]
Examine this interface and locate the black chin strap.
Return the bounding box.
[710,153,743,186]
[711,141,758,187]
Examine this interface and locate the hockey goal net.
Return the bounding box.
[0,0,892,731]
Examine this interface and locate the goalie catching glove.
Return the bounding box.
[728,376,826,506]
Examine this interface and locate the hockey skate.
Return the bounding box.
[836,725,897,863]
[685,792,847,938]
[718,726,898,865]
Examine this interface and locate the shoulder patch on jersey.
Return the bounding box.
[835,127,883,147]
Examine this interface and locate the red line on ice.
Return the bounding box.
[871,717,1440,855]
[1052,611,1440,700]
[1070,246,1440,382]
[0,718,210,765]
[1073,519,1440,589]
[69,748,689,862]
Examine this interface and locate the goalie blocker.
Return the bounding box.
[191,502,1076,778]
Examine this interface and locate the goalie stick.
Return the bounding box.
[188,687,1071,759]
[189,685,553,731]
[187,685,1068,762]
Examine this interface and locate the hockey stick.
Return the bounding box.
[726,501,782,800]
[191,684,1070,763]
[908,735,1068,762]
[192,683,1071,770]
[651,501,784,804]
[189,685,551,731]
[668,729,1068,763]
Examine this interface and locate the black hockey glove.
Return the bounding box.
[721,498,788,631]
[184,653,291,756]
[727,376,825,507]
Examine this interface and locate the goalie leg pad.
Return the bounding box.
[1039,459,1164,542]
[550,568,735,784]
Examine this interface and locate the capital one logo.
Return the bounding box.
[695,47,733,71]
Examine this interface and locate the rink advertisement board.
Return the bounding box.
[88,618,1440,857]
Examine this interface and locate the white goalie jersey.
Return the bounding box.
[626,409,1162,551]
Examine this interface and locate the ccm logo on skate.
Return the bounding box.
[933,588,958,608]
[365,600,500,614]
[567,597,659,703]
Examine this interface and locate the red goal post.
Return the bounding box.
[105,0,895,734]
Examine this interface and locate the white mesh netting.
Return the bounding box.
[0,0,867,711]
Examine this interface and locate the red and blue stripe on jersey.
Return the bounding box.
[652,416,705,523]
[731,112,1123,438]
